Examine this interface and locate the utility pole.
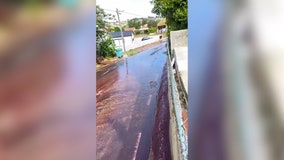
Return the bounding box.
[115,8,126,53]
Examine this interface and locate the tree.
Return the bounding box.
[128,18,142,29]
[96,5,116,58]
[142,18,148,25]
[151,0,187,31]
[147,19,158,28]
[129,18,157,28]
[112,26,121,32]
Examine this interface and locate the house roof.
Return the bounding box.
[110,31,133,38]
[157,21,166,26]
[124,27,136,31]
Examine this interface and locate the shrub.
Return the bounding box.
[134,30,141,35]
[149,27,157,33]
[97,34,116,57]
[113,26,121,32]
[125,49,137,56]
[144,30,149,34]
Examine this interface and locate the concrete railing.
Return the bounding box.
[167,53,188,160]
[167,29,188,160]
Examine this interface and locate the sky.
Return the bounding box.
[96,0,157,21]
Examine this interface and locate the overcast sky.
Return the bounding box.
[96,0,157,21]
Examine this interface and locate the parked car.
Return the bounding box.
[141,37,151,41]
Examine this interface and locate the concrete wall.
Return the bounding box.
[113,36,134,51]
[168,29,188,160]
[169,29,188,97]
[114,35,165,51]
[130,35,161,50]
[170,29,188,49]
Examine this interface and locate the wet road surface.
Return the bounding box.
[150,64,172,160]
[96,42,168,160]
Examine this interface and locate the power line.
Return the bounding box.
[102,8,147,18]
[103,8,116,12]
[121,11,145,17]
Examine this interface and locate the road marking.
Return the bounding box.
[147,94,152,106]
[103,70,109,75]
[132,132,142,160]
[96,90,102,96]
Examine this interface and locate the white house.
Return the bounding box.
[110,31,134,51]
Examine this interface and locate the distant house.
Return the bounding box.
[124,27,136,32]
[139,24,149,33]
[110,31,134,51]
[157,21,167,34]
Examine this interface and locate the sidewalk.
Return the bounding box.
[174,47,188,95]
[170,29,188,96]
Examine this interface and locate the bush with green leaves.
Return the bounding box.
[96,5,116,58]
[128,18,142,29]
[97,34,116,58]
[151,0,187,31]
[149,27,157,33]
[144,30,149,34]
[112,26,121,32]
[134,30,141,35]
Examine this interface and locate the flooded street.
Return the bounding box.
[96,42,168,160]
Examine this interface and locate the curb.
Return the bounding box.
[96,57,124,72]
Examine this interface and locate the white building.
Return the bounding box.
[110,31,134,51]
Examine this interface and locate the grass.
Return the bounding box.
[124,49,138,56]
[134,34,149,38]
[162,32,168,37]
[134,33,157,38]
[134,33,167,38]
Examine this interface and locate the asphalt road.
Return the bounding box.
[96,42,168,160]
